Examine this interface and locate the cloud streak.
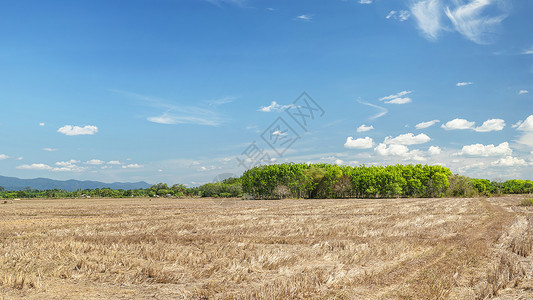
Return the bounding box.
[114,90,227,127]
[357,99,388,120]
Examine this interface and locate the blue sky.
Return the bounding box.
[0,0,532,185]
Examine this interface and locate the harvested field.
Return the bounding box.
[1,195,533,299]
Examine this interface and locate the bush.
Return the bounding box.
[445,175,477,197]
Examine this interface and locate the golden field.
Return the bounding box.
[1,196,533,299]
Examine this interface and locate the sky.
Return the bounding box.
[0,0,532,186]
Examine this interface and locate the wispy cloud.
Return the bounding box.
[359,0,373,4]
[357,99,388,120]
[113,90,227,126]
[258,101,294,112]
[410,0,507,44]
[122,163,143,169]
[205,0,247,7]
[518,90,529,95]
[416,119,440,129]
[456,81,473,86]
[379,90,412,104]
[0,154,10,160]
[445,0,507,45]
[84,159,105,165]
[411,0,442,40]
[42,148,58,152]
[386,10,411,21]
[295,14,313,22]
[522,47,533,55]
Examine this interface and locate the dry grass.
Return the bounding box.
[1,195,533,299]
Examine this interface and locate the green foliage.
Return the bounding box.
[198,178,242,198]
[502,180,533,194]
[241,163,453,199]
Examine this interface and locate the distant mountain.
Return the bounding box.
[0,175,151,191]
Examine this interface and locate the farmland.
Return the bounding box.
[2,196,533,299]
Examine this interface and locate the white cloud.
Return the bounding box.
[85,159,105,165]
[379,91,412,104]
[416,120,440,129]
[456,81,473,86]
[357,124,374,132]
[42,148,58,152]
[205,0,246,7]
[428,146,442,155]
[491,156,528,167]
[384,133,431,145]
[16,163,52,170]
[148,113,221,126]
[39,123,45,126]
[441,118,505,132]
[57,125,98,136]
[375,143,410,157]
[295,14,312,21]
[514,115,533,131]
[272,130,288,136]
[344,137,374,149]
[386,97,412,104]
[386,10,410,21]
[55,160,80,167]
[445,0,507,45]
[335,159,344,165]
[522,47,533,55]
[474,118,505,132]
[107,160,122,165]
[518,90,529,95]
[458,142,512,157]
[0,154,10,160]
[379,90,412,101]
[52,161,87,172]
[441,118,475,130]
[516,132,533,148]
[258,101,293,112]
[122,163,143,169]
[359,0,372,4]
[411,0,442,40]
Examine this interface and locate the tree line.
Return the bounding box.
[0,163,531,199]
[241,163,533,199]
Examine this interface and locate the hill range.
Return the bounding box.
[0,175,151,191]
